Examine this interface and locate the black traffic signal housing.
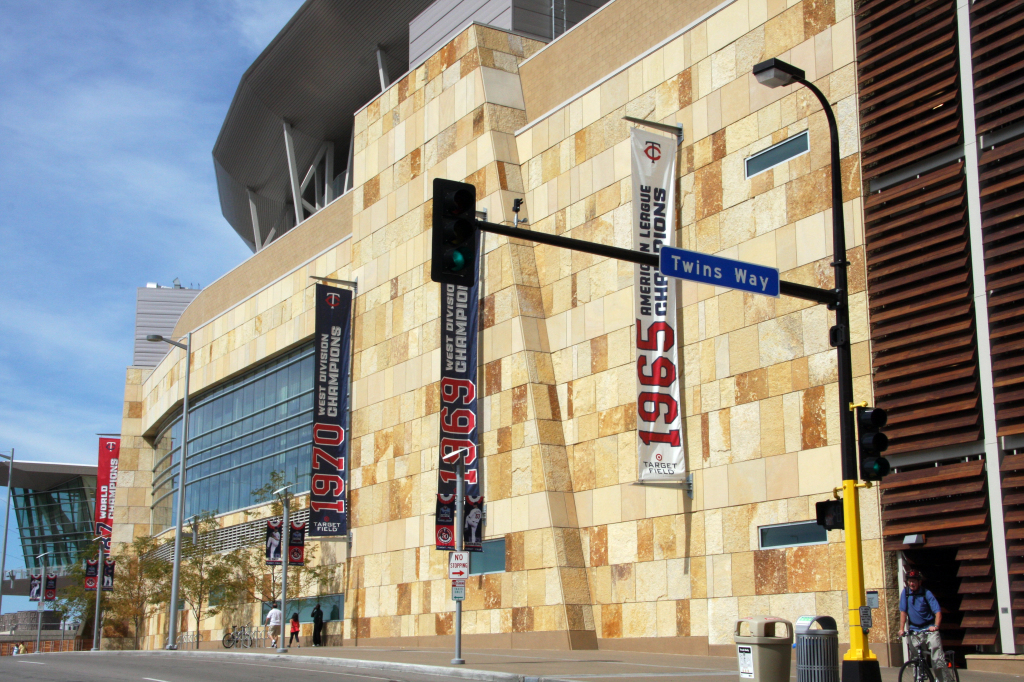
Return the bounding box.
[815,498,845,531]
[857,406,890,481]
[430,178,479,286]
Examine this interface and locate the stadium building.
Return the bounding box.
[111,0,1024,664]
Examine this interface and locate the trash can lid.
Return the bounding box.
[795,615,838,634]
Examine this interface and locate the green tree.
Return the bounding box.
[177,512,237,645]
[103,536,169,649]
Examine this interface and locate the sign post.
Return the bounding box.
[451,457,465,665]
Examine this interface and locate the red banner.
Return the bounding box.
[95,437,120,551]
[44,574,57,601]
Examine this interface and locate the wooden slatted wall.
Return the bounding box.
[856,0,983,454]
[999,453,1024,644]
[880,459,997,646]
[856,0,962,185]
[971,0,1024,438]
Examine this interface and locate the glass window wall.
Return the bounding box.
[14,475,97,570]
[152,345,314,531]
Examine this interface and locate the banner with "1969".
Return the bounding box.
[631,128,686,482]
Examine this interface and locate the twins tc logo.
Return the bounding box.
[325,293,342,308]
[644,140,662,162]
[104,441,116,451]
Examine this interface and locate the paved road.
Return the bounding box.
[0,652,436,682]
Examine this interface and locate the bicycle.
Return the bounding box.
[899,632,959,682]
[222,623,254,649]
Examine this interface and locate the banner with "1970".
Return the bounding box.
[631,128,686,481]
[309,284,352,537]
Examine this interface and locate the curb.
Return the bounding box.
[75,649,573,682]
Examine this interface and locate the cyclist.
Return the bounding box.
[899,569,949,682]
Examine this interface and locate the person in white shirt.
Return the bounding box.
[265,601,283,647]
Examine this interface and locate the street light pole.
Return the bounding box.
[35,551,50,654]
[274,485,292,654]
[0,448,14,618]
[146,333,192,650]
[91,536,104,651]
[753,58,879,682]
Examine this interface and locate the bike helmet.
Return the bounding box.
[905,568,924,582]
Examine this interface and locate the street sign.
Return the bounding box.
[452,579,466,601]
[448,551,469,579]
[660,246,780,297]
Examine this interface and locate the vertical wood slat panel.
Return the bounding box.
[880,458,997,647]
[856,0,964,180]
[856,0,983,454]
[863,164,982,453]
[971,1,1024,438]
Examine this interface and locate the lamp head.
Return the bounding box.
[753,58,805,88]
[146,335,164,342]
[273,484,293,496]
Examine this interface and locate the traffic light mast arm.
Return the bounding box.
[474,219,839,306]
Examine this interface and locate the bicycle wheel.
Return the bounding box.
[241,633,253,649]
[946,663,960,682]
[222,632,234,649]
[899,661,933,682]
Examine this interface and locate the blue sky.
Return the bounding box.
[0,0,304,612]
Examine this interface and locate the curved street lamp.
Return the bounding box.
[146,333,192,650]
[752,58,879,682]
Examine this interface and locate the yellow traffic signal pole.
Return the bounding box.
[843,478,876,667]
[751,59,880,682]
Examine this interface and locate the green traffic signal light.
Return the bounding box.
[445,248,466,271]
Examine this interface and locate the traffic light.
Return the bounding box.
[430,178,479,286]
[815,498,844,531]
[856,406,890,481]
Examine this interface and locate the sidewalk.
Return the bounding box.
[168,645,1024,682]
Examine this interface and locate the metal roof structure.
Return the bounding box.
[213,0,437,251]
[0,461,96,492]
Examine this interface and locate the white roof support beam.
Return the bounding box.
[325,141,335,203]
[282,120,304,227]
[343,127,355,194]
[247,188,262,251]
[376,46,390,91]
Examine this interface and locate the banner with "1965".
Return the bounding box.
[631,128,686,481]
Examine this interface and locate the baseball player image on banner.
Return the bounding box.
[630,128,686,482]
[44,574,57,601]
[102,559,115,592]
[287,521,306,566]
[463,496,484,551]
[84,559,99,591]
[436,267,483,551]
[266,519,283,565]
[29,574,41,601]
[309,283,353,537]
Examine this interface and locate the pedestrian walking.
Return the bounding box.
[288,612,300,647]
[311,603,324,647]
[265,601,283,648]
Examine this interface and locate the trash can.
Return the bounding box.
[794,615,840,682]
[735,616,794,682]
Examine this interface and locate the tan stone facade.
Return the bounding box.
[115,0,900,658]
